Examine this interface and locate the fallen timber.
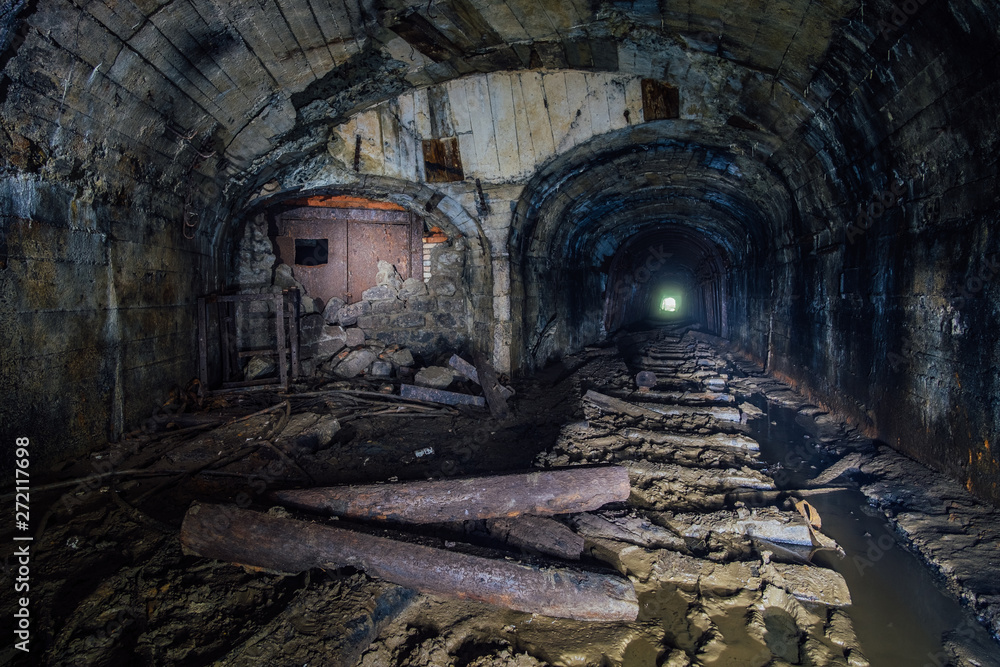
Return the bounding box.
[273,465,631,523]
[180,503,639,622]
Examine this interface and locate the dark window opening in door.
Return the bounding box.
[295,239,328,266]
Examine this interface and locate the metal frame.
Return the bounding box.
[198,288,300,392]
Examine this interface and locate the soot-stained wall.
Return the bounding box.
[3,0,1000,506]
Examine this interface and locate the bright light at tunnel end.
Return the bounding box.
[660,296,677,312]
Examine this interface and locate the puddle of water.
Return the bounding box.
[751,404,973,667]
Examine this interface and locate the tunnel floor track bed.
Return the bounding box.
[2,326,999,666]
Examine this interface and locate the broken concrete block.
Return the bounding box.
[277,413,341,454]
[322,296,346,324]
[448,354,480,383]
[375,259,403,291]
[299,294,321,314]
[414,366,455,389]
[389,347,414,367]
[399,277,427,298]
[245,355,276,380]
[370,299,404,313]
[369,360,393,377]
[336,301,370,326]
[335,349,376,378]
[362,284,397,301]
[273,263,301,290]
[317,335,346,360]
[400,384,485,406]
[344,327,366,347]
[427,276,456,296]
[394,312,427,328]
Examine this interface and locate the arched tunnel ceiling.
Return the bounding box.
[513,136,792,270]
[1,0,867,210]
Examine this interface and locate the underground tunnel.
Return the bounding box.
[2,0,1000,664]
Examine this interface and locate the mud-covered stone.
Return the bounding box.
[337,301,371,326]
[394,312,427,328]
[345,327,365,347]
[362,284,397,301]
[322,297,346,324]
[335,349,376,378]
[414,366,454,389]
[399,277,427,298]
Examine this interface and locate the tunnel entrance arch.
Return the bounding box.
[510,134,788,373]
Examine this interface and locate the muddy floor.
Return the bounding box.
[2,325,998,666]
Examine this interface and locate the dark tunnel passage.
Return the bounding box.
[510,135,785,373]
[604,226,730,335]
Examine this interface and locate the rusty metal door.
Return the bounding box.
[347,217,411,301]
[272,206,420,305]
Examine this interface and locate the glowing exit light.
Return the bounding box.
[661,297,677,312]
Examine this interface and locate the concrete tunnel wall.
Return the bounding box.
[2,0,1000,504]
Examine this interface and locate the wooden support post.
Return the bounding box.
[180,503,638,622]
[288,288,300,380]
[474,352,510,420]
[275,292,287,390]
[273,465,630,524]
[197,297,208,389]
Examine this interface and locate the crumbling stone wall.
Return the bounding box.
[227,213,471,384]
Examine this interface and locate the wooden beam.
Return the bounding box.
[272,465,630,523]
[180,503,638,622]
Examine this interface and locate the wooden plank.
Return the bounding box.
[474,351,510,420]
[624,75,644,123]
[273,465,631,523]
[396,92,419,180]
[541,72,572,152]
[487,72,518,181]
[446,78,473,134]
[641,79,680,120]
[181,502,639,621]
[509,70,536,178]
[564,70,592,149]
[475,1,530,41]
[353,109,385,175]
[413,86,432,138]
[399,383,484,406]
[465,75,501,179]
[422,137,464,182]
[517,72,555,159]
[606,75,630,130]
[378,102,402,178]
[502,0,557,39]
[587,73,612,136]
[274,0,333,76]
